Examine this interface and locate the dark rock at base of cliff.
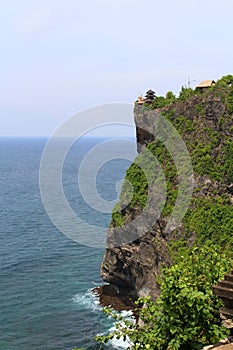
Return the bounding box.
[101,228,172,300]
[93,284,136,312]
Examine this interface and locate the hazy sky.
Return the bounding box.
[1,0,233,136]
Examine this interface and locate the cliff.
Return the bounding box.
[100,77,233,301]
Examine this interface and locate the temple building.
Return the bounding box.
[144,89,156,104]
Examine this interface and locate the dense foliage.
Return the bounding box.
[96,245,232,349]
[185,197,233,247]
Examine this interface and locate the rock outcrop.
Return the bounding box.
[101,228,171,299]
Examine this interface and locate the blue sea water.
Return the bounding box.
[0,137,136,350]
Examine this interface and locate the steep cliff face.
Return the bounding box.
[101,83,233,300]
[101,229,171,299]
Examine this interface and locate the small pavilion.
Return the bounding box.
[195,80,215,92]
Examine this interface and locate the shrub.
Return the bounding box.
[165,91,176,104]
[178,86,196,101]
[185,197,233,248]
[227,85,233,115]
[215,75,233,88]
[96,245,231,349]
[151,96,167,109]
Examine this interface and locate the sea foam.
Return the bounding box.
[72,289,101,312]
[73,289,134,349]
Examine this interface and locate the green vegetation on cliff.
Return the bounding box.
[99,75,233,349]
[112,75,233,249]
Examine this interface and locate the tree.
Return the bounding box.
[165,91,176,104]
[178,86,195,101]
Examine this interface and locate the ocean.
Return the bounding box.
[0,137,136,350]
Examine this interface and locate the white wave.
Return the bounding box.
[73,290,135,349]
[72,289,101,312]
[91,281,102,286]
[108,335,132,349]
[107,310,134,349]
[120,310,134,318]
[107,331,133,349]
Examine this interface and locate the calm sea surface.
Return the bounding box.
[0,137,136,350]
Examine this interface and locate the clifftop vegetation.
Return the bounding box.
[148,74,233,110]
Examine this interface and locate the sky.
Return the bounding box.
[0,0,233,136]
